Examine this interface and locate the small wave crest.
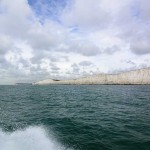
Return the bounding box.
[0,126,68,150]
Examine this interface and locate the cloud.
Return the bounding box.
[71,42,101,56]
[51,65,60,71]
[104,45,120,55]
[138,0,150,21]
[57,40,101,56]
[126,60,136,66]
[62,0,111,31]
[0,0,32,38]
[130,35,150,55]
[71,63,80,75]
[0,35,12,55]
[79,61,93,66]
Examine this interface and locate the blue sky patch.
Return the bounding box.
[28,0,70,23]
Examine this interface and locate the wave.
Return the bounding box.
[0,126,69,150]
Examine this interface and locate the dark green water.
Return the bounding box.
[0,85,150,150]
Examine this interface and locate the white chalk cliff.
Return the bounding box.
[35,68,150,85]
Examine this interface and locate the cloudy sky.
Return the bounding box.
[0,0,150,84]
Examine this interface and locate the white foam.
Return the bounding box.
[0,126,67,150]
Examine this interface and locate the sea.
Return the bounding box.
[0,85,150,150]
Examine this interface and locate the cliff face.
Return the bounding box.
[34,68,150,85]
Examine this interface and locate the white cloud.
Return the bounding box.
[0,35,12,54]
[0,0,33,38]
[62,0,111,31]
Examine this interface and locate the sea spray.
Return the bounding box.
[0,126,68,150]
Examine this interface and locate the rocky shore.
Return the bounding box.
[34,68,150,85]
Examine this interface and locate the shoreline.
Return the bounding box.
[34,68,150,85]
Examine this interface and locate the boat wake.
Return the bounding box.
[0,126,68,150]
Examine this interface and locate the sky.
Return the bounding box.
[0,0,150,84]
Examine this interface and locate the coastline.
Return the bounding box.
[34,68,150,85]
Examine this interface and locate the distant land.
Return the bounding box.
[15,83,32,85]
[34,68,150,85]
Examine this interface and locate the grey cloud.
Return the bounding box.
[126,60,136,66]
[71,63,78,68]
[139,0,150,21]
[0,56,7,65]
[79,61,93,66]
[0,35,12,55]
[19,58,31,68]
[58,41,101,56]
[30,65,49,75]
[75,44,100,56]
[31,52,47,64]
[71,63,80,75]
[104,45,120,55]
[61,55,69,62]
[27,30,58,51]
[31,50,69,65]
[50,70,59,74]
[50,64,60,71]
[130,36,150,55]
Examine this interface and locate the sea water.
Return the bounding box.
[0,85,150,150]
